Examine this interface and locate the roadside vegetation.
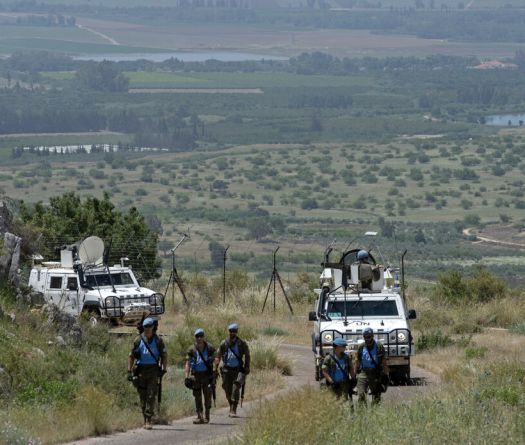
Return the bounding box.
[0,281,297,444]
[236,269,525,445]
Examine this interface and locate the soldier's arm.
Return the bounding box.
[215,341,225,366]
[353,348,360,375]
[379,345,389,374]
[243,340,251,371]
[159,337,168,371]
[127,355,134,372]
[321,357,333,384]
[184,347,194,378]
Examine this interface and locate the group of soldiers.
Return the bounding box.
[127,318,386,430]
[128,318,250,429]
[322,327,389,406]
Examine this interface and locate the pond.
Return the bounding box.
[485,113,525,127]
[74,51,288,63]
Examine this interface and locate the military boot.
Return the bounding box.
[228,402,234,417]
[231,402,238,418]
[193,412,205,424]
[144,416,153,430]
[204,409,210,424]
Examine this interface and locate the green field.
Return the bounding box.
[0,25,174,55]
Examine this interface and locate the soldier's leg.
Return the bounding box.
[369,373,382,405]
[222,370,234,405]
[144,373,159,420]
[202,383,212,423]
[356,372,369,406]
[193,383,204,414]
[231,370,240,405]
[137,386,148,419]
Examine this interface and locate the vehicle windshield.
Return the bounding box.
[85,273,135,288]
[326,300,399,317]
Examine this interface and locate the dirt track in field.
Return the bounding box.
[65,344,437,445]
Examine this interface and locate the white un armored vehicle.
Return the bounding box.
[309,240,416,385]
[28,236,165,325]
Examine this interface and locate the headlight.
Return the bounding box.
[150,293,163,306]
[322,333,333,344]
[105,296,116,307]
[397,330,408,343]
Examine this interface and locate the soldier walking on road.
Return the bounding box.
[354,327,389,406]
[322,338,355,401]
[128,317,167,430]
[216,323,250,417]
[184,328,216,424]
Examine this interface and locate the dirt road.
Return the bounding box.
[65,344,436,445]
[463,228,525,249]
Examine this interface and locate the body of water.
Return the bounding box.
[485,113,525,126]
[74,51,288,63]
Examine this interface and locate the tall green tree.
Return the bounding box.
[20,192,160,281]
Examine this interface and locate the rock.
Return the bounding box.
[0,232,22,287]
[55,335,65,346]
[32,347,45,358]
[44,304,83,347]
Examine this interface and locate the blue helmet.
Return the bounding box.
[228,323,239,332]
[142,317,154,327]
[363,327,374,337]
[333,338,348,347]
[357,250,369,261]
[194,328,205,337]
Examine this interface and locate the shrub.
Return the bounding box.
[416,330,453,351]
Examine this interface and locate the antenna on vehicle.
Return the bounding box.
[341,264,349,326]
[324,239,336,263]
[104,238,116,293]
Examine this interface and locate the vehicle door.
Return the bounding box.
[46,274,68,310]
[65,275,81,315]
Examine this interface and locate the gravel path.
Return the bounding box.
[65,344,436,445]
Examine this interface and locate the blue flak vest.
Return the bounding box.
[331,353,349,383]
[137,337,159,365]
[361,342,379,369]
[191,346,210,373]
[224,341,240,368]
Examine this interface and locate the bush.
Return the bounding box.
[434,267,506,304]
[416,330,453,351]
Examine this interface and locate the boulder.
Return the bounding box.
[44,304,83,347]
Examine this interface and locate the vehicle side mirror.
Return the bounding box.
[408,309,417,320]
[308,311,318,321]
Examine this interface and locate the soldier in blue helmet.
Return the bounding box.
[353,327,389,406]
[322,338,355,401]
[357,250,370,263]
[128,317,167,430]
[215,323,251,417]
[184,328,216,424]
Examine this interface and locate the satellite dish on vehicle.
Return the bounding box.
[78,236,105,265]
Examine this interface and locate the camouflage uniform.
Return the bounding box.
[131,334,167,420]
[322,352,353,400]
[186,343,216,420]
[356,341,385,406]
[218,337,250,411]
